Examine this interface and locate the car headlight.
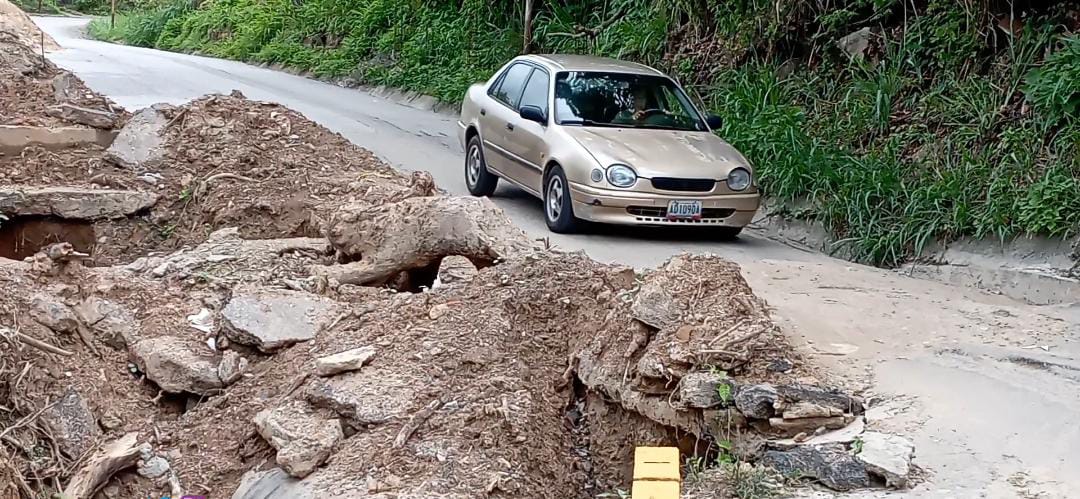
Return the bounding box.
[727,168,751,191]
[606,164,637,188]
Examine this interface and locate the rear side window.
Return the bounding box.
[490,63,533,108]
[518,69,550,115]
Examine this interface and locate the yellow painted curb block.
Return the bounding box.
[632,447,680,499]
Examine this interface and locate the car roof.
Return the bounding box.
[523,54,665,76]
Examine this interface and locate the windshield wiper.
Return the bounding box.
[560,119,621,127]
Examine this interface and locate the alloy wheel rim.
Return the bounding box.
[546,175,564,222]
[467,146,481,187]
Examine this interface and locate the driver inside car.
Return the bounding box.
[613,86,661,125]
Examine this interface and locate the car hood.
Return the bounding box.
[562,127,751,179]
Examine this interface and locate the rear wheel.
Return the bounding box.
[544,165,579,233]
[465,135,498,197]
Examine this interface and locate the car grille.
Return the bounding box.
[626,206,735,223]
[650,177,716,192]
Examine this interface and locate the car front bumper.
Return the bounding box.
[568,182,760,227]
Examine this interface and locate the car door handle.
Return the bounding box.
[506,123,514,131]
[480,109,486,116]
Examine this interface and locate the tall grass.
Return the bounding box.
[89,0,1080,266]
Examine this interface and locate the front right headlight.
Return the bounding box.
[606,164,637,188]
[727,168,751,191]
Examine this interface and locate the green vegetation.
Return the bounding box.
[90,0,1080,266]
[12,0,117,15]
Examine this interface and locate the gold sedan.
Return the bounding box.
[457,54,760,237]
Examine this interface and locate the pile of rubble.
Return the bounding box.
[0,9,916,499]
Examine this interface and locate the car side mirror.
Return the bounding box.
[706,114,723,130]
[520,105,547,125]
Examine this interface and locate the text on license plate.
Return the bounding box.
[667,200,702,219]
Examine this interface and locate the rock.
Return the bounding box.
[217,350,248,385]
[137,455,171,479]
[768,416,853,436]
[678,371,733,409]
[29,293,79,333]
[253,400,344,478]
[130,336,224,395]
[40,387,100,458]
[0,187,159,220]
[773,417,865,449]
[52,72,80,102]
[776,384,864,416]
[630,274,679,331]
[857,432,915,488]
[838,27,872,59]
[231,467,313,499]
[46,103,119,129]
[99,408,123,431]
[767,358,794,372]
[762,443,870,491]
[74,297,138,349]
[222,288,339,352]
[783,401,844,419]
[734,384,779,419]
[427,303,454,320]
[435,255,478,286]
[105,105,172,170]
[315,346,376,377]
[314,196,535,287]
[305,368,416,425]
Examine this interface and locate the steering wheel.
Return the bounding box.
[634,108,666,120]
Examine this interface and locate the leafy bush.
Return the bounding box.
[1025,36,1080,124]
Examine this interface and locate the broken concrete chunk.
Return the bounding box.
[222,288,339,352]
[74,296,138,349]
[52,72,79,102]
[435,255,478,286]
[218,350,248,385]
[762,443,870,491]
[630,275,679,331]
[29,293,79,333]
[46,103,119,129]
[734,384,779,419]
[0,187,159,220]
[304,368,416,425]
[857,431,915,488]
[772,417,865,449]
[137,453,171,479]
[315,346,376,377]
[40,387,100,459]
[253,400,343,478]
[678,371,733,409]
[130,336,223,395]
[105,105,171,170]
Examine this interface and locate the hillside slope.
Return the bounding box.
[90,0,1079,266]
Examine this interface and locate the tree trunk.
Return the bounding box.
[523,0,535,54]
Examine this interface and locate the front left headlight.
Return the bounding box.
[727,168,751,191]
[606,164,637,188]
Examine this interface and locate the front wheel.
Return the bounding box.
[544,165,579,233]
[465,135,498,197]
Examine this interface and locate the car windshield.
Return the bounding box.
[554,71,707,131]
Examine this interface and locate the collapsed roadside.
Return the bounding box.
[0,10,920,499]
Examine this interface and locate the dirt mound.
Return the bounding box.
[0,0,59,51]
[0,31,119,128]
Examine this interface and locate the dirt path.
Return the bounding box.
[32,16,1080,497]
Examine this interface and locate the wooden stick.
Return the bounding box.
[15,331,73,357]
[393,399,441,449]
[62,433,142,499]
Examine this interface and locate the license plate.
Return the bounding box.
[667,200,702,219]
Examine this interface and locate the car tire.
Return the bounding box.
[543,165,579,233]
[465,135,498,197]
[714,226,743,240]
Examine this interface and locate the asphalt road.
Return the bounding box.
[33,16,819,271]
[34,16,1080,498]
